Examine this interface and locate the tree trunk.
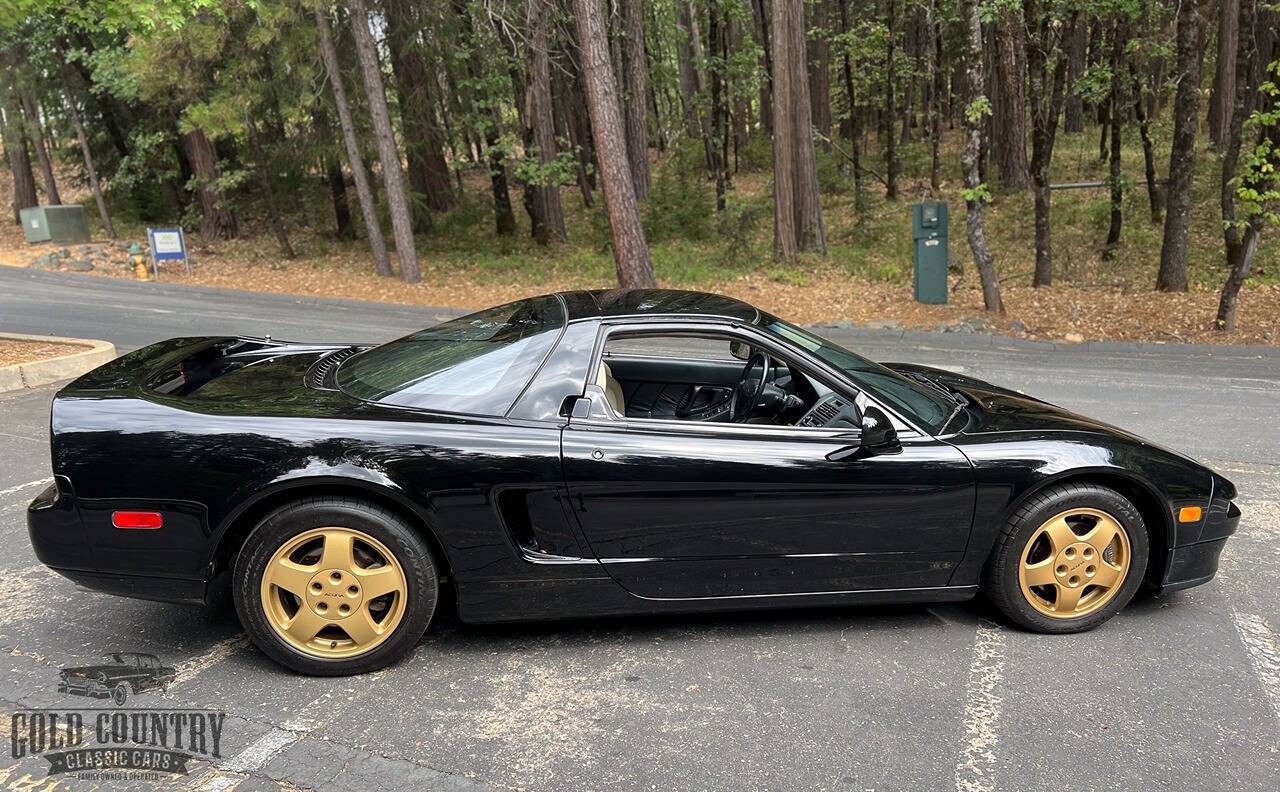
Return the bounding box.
[246,117,295,259]
[452,0,516,233]
[681,3,718,175]
[991,8,1029,189]
[348,0,421,282]
[1156,0,1202,292]
[1208,0,1240,148]
[708,3,730,210]
[525,0,567,244]
[310,104,354,240]
[1064,20,1086,133]
[19,91,61,205]
[750,0,774,135]
[808,0,832,151]
[885,0,898,199]
[962,0,1003,313]
[385,0,454,224]
[837,0,862,208]
[928,0,943,191]
[182,128,240,241]
[1130,61,1162,224]
[772,0,826,258]
[572,0,656,288]
[63,91,115,238]
[620,0,651,200]
[1026,5,1073,286]
[1103,20,1126,259]
[3,94,38,225]
[314,1,390,273]
[1217,0,1261,330]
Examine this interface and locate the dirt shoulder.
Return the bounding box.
[0,336,92,367]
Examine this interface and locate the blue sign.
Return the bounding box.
[147,227,187,262]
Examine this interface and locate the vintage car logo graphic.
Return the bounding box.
[57,652,176,706]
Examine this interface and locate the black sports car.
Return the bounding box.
[29,290,1238,675]
[58,652,176,705]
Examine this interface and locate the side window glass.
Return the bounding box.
[589,331,851,430]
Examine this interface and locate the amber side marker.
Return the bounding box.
[1177,506,1203,523]
[112,511,163,529]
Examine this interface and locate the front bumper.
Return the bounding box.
[58,679,111,699]
[1156,494,1240,593]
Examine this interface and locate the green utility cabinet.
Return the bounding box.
[911,201,948,304]
[19,205,91,244]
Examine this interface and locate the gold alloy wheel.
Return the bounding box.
[1018,508,1131,619]
[260,527,407,659]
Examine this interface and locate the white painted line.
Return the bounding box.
[219,727,297,773]
[198,773,241,792]
[1232,610,1280,723]
[171,635,251,687]
[0,478,49,499]
[954,620,1008,792]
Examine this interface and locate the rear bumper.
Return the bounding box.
[30,481,208,606]
[45,567,209,605]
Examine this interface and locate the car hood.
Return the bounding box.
[884,363,1152,439]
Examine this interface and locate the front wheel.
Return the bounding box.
[984,483,1149,633]
[233,498,438,675]
[111,683,129,706]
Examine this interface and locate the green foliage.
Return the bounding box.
[737,135,773,172]
[815,147,854,195]
[965,96,992,123]
[1235,56,1280,225]
[961,183,994,204]
[644,146,716,243]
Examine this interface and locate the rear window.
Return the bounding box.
[337,296,565,415]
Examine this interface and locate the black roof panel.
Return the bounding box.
[560,289,760,323]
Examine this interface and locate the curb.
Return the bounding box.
[0,332,116,393]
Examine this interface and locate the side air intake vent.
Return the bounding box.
[307,347,358,390]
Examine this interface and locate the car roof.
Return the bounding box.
[558,289,761,323]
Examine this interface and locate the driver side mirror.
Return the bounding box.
[826,406,901,461]
[728,340,751,360]
[859,406,901,454]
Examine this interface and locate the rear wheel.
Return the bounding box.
[233,498,438,675]
[984,483,1149,633]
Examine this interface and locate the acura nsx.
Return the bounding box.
[28,290,1239,675]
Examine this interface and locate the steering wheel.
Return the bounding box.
[730,351,772,422]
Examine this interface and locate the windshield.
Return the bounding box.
[761,318,955,432]
[338,296,565,414]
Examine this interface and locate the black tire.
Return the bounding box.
[232,497,438,676]
[111,683,128,706]
[983,482,1149,633]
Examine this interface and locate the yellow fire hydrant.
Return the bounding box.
[130,243,150,281]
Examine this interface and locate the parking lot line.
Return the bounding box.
[954,620,1008,792]
[1232,611,1280,724]
[0,478,48,501]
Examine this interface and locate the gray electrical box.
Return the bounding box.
[911,201,948,304]
[20,205,91,244]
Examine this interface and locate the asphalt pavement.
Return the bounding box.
[0,265,1277,791]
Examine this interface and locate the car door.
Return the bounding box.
[561,328,976,600]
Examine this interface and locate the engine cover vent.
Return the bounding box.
[307,347,358,390]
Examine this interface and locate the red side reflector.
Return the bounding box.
[112,511,163,530]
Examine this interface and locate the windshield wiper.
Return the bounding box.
[901,370,966,406]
